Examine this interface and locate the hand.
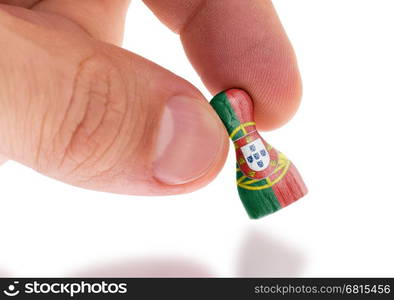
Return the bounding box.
[0,0,301,195]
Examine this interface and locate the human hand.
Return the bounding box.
[0,0,301,195]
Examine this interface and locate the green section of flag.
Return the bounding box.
[210,91,241,137]
[210,91,281,219]
[236,167,281,219]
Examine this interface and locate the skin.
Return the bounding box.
[0,0,301,195]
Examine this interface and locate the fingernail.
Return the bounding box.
[153,96,224,185]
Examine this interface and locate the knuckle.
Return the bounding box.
[53,54,129,180]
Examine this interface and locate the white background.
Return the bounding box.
[0,0,393,277]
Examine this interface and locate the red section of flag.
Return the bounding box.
[225,89,255,125]
[271,163,307,207]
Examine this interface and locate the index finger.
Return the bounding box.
[144,0,302,131]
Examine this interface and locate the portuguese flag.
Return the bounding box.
[210,89,307,219]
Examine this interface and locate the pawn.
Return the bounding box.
[210,89,307,219]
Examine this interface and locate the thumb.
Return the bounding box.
[0,9,228,195]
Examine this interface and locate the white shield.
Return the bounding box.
[240,139,270,171]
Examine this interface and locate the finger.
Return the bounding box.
[0,8,228,195]
[0,0,131,45]
[144,0,302,130]
[0,154,7,165]
[0,0,38,6]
